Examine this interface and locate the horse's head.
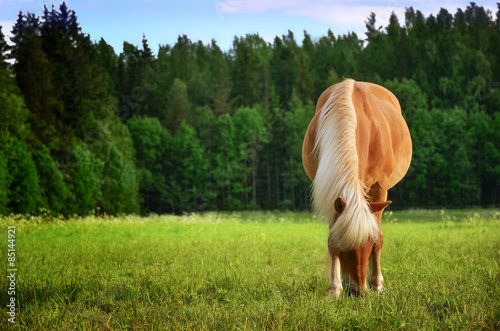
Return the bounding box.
[330,197,391,295]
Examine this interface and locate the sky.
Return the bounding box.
[0,0,497,55]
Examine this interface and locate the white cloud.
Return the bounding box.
[213,0,407,36]
[286,3,406,35]
[282,0,485,35]
[213,0,498,37]
[214,0,303,15]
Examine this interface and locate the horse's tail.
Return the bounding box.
[312,79,379,252]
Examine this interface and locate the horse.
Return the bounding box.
[302,79,412,297]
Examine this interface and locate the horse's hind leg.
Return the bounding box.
[367,183,386,292]
[368,233,384,292]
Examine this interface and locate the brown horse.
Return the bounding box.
[302,79,412,297]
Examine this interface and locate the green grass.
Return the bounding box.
[1,209,499,330]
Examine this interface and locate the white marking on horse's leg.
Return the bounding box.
[329,253,343,297]
[368,248,384,292]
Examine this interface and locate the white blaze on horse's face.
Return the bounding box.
[332,200,391,296]
[342,272,366,294]
[329,196,374,296]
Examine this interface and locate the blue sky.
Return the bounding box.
[0,0,497,54]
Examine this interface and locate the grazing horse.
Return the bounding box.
[302,79,412,297]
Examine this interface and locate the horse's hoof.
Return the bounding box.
[329,288,342,298]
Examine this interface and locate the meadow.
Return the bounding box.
[1,209,499,330]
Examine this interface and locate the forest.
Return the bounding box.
[0,2,499,215]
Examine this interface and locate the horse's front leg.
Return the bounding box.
[328,249,343,297]
[367,183,387,292]
[368,233,384,292]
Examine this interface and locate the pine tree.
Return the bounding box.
[127,116,172,214]
[68,144,103,214]
[282,93,315,210]
[233,107,269,207]
[213,114,246,210]
[10,11,64,150]
[231,34,267,107]
[0,27,9,69]
[0,150,7,215]
[95,38,120,98]
[171,121,211,213]
[164,78,191,133]
[4,137,41,214]
[270,31,299,109]
[32,144,69,214]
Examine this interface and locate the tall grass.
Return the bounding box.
[1,210,499,330]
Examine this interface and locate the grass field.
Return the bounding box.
[1,209,499,330]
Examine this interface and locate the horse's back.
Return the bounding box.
[302,80,412,190]
[352,81,412,190]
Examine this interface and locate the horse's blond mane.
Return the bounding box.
[312,79,379,251]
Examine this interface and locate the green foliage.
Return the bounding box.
[1,2,499,215]
[233,106,269,207]
[127,116,172,213]
[2,137,41,214]
[231,35,269,107]
[405,106,498,206]
[10,12,64,150]
[32,144,68,214]
[0,27,8,67]
[270,31,299,109]
[171,121,212,213]
[383,78,427,127]
[0,46,31,141]
[68,144,103,215]
[87,119,140,215]
[213,114,243,210]
[164,78,191,132]
[283,93,315,209]
[0,151,7,214]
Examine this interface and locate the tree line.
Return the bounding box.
[0,2,499,215]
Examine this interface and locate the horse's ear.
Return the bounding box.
[369,200,392,213]
[334,197,347,214]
